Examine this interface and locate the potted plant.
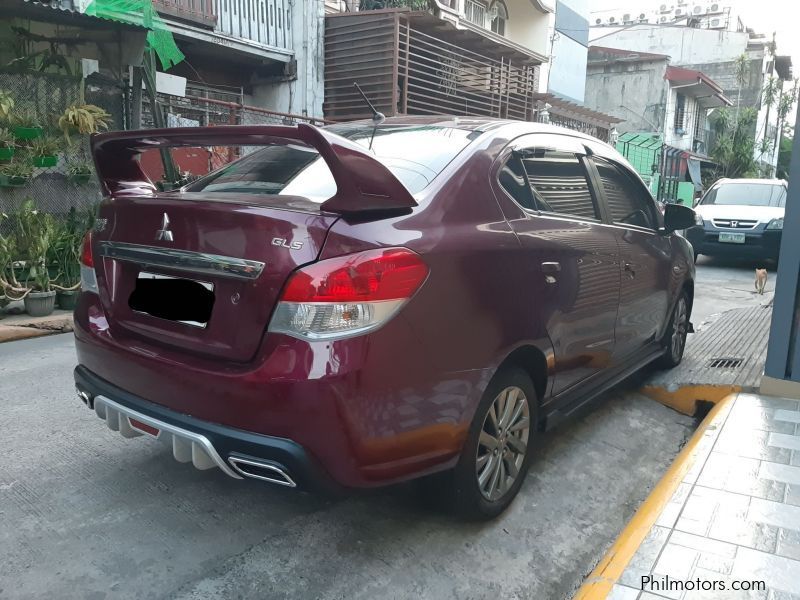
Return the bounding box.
[0,128,15,161]
[29,136,61,168]
[11,110,43,140]
[0,161,33,187]
[13,200,57,316]
[0,211,29,309]
[0,90,14,122]
[49,208,85,310]
[67,160,93,185]
[58,104,112,142]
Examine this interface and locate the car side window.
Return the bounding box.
[497,154,537,211]
[520,149,599,220]
[593,157,657,230]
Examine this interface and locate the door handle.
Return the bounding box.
[541,262,560,285]
[541,262,561,273]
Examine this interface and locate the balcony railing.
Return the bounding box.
[464,0,486,27]
[215,0,292,51]
[153,0,216,28]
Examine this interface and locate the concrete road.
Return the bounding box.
[0,334,695,600]
[692,254,776,328]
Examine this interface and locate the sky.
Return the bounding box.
[589,0,800,78]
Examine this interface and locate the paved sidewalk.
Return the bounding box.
[578,392,800,600]
[643,306,772,415]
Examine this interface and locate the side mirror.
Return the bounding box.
[663,203,697,233]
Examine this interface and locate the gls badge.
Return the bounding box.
[272,237,303,250]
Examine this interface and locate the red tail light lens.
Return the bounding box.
[270,248,428,341]
[281,248,429,302]
[80,231,94,267]
[79,230,99,295]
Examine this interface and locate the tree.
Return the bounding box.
[710,107,758,178]
[777,134,792,180]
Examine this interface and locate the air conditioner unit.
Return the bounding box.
[693,5,701,13]
[660,4,669,13]
[710,17,720,27]
[609,16,616,23]
[660,16,667,22]
[595,17,602,24]
[675,8,683,16]
[623,13,632,22]
[710,3,719,11]
[639,12,646,19]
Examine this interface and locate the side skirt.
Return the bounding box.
[541,344,665,431]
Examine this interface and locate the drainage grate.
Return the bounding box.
[708,357,744,369]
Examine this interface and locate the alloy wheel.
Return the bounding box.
[475,385,530,501]
[671,297,688,362]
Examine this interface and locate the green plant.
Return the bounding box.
[29,136,61,158]
[0,90,14,121]
[0,211,27,301]
[11,109,41,129]
[0,161,34,180]
[49,208,85,289]
[67,160,93,176]
[710,107,759,179]
[0,128,14,149]
[12,199,55,292]
[58,104,112,138]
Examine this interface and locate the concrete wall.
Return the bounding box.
[504,0,551,57]
[589,24,750,64]
[663,88,700,151]
[585,58,668,134]
[249,0,325,117]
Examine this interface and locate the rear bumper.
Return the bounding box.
[685,225,781,259]
[74,365,339,493]
[73,293,481,489]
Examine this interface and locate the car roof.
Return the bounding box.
[324,116,605,144]
[714,178,787,186]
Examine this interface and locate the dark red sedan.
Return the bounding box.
[74,117,696,519]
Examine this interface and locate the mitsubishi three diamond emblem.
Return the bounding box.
[155,212,174,242]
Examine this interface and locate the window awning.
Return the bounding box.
[664,66,732,109]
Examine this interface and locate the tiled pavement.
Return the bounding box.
[610,393,800,600]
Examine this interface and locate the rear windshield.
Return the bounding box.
[701,183,786,207]
[184,124,477,201]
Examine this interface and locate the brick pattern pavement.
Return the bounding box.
[610,394,800,600]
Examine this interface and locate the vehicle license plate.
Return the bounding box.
[719,232,745,244]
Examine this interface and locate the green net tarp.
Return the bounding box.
[83,0,185,70]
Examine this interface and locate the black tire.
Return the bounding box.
[693,251,700,264]
[447,367,538,520]
[656,291,690,369]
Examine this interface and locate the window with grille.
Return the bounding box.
[674,93,686,132]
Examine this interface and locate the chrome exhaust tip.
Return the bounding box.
[228,456,297,488]
[76,387,93,408]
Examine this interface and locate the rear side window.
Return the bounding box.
[521,150,599,220]
[701,183,786,207]
[593,157,657,229]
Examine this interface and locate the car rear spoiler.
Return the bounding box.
[90,124,417,214]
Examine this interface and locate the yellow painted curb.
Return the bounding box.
[640,384,740,416]
[572,393,737,600]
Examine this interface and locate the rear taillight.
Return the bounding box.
[268,248,428,341]
[80,231,99,294]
